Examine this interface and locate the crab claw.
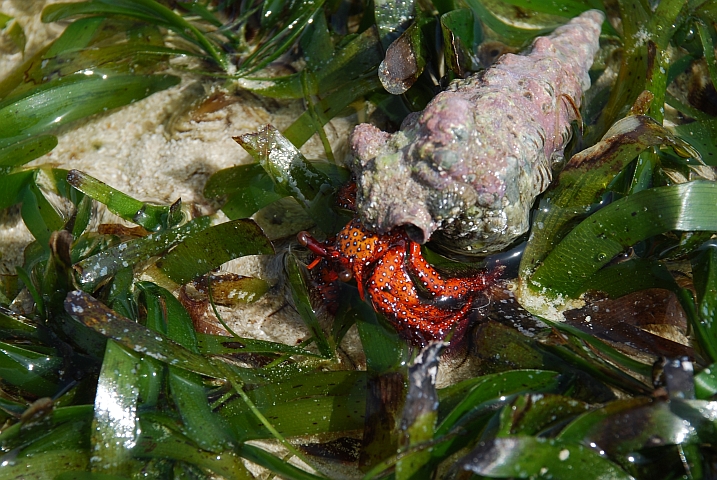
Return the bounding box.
[298,231,330,258]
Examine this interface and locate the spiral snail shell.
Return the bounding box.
[348,10,604,255]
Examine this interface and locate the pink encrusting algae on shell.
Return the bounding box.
[348,10,605,255]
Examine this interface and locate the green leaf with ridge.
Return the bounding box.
[285,254,333,358]
[67,169,183,232]
[91,340,141,475]
[74,216,210,290]
[458,436,631,479]
[0,74,180,148]
[64,290,221,378]
[133,415,253,478]
[0,340,61,397]
[138,281,235,451]
[530,181,717,298]
[42,0,228,69]
[0,135,57,173]
[156,219,274,285]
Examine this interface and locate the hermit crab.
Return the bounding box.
[300,10,604,345]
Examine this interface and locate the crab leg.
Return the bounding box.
[406,242,496,297]
[366,245,476,344]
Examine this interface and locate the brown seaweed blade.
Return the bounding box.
[349,10,604,255]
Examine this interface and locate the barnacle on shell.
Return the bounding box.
[349,10,604,255]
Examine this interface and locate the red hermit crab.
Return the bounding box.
[298,218,501,346]
[299,10,603,345]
